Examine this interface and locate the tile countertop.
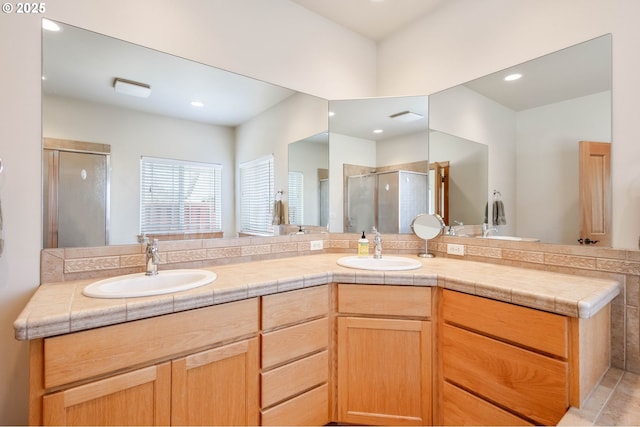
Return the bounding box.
[14,253,622,341]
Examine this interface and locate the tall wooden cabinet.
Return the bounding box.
[336,284,433,426]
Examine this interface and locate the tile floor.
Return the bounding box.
[559,368,640,425]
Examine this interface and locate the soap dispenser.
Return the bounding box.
[358,231,369,257]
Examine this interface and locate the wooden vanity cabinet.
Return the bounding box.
[42,362,172,425]
[31,298,260,426]
[439,289,610,426]
[336,284,433,426]
[260,285,330,426]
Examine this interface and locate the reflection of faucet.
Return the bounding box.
[145,238,160,276]
[447,221,463,236]
[372,227,382,259]
[482,223,498,238]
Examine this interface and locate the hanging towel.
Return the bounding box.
[272,200,286,226]
[483,202,488,224]
[492,199,507,226]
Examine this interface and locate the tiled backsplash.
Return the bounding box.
[40,232,639,374]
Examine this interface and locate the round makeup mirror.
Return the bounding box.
[411,213,445,258]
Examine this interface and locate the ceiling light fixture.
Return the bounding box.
[504,73,522,81]
[191,101,204,107]
[373,129,384,134]
[389,110,424,122]
[113,78,151,98]
[42,19,61,32]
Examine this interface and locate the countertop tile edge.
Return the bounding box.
[14,255,623,340]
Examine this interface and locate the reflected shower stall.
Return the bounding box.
[43,138,110,248]
[346,170,427,234]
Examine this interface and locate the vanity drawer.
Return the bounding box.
[442,289,569,358]
[261,350,328,408]
[261,383,329,426]
[442,381,532,426]
[43,298,259,389]
[442,323,569,425]
[338,284,431,317]
[262,285,328,331]
[261,317,328,369]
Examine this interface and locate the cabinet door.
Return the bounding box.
[171,338,259,426]
[42,362,171,426]
[337,317,432,426]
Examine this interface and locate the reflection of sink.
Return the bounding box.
[337,256,422,271]
[477,235,540,242]
[83,269,217,299]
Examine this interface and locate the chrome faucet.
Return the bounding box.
[372,227,382,259]
[482,223,498,238]
[145,238,160,276]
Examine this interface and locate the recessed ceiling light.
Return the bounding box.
[42,19,61,32]
[373,129,384,134]
[328,111,335,117]
[191,101,204,107]
[504,73,522,81]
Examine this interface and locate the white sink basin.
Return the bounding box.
[477,235,540,242]
[83,269,217,299]
[337,256,422,271]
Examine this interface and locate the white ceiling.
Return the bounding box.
[43,21,297,127]
[290,0,445,41]
[43,5,611,131]
[330,96,429,141]
[463,35,611,112]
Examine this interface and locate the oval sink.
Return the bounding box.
[337,256,422,271]
[83,269,217,299]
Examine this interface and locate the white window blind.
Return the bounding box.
[239,155,274,235]
[140,157,222,235]
[288,171,304,225]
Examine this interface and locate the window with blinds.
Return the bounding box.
[140,157,222,235]
[239,155,274,235]
[288,171,304,225]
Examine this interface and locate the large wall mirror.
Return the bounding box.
[42,20,328,248]
[429,34,611,245]
[327,96,429,233]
